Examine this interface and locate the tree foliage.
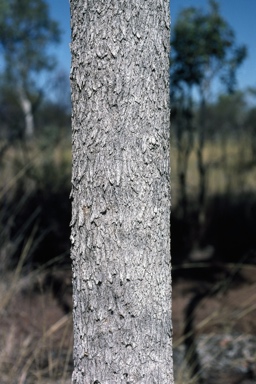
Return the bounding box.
[171,0,247,96]
[0,0,62,138]
[0,0,61,90]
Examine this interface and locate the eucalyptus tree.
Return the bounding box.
[0,0,61,139]
[70,0,173,383]
[171,0,247,218]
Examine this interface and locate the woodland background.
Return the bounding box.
[0,0,256,382]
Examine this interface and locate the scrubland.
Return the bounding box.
[0,135,256,383]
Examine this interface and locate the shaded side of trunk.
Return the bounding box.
[70,1,173,383]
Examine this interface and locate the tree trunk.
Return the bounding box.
[177,92,194,221]
[18,87,34,139]
[197,94,207,224]
[70,1,173,383]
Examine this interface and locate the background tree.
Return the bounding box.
[171,0,247,221]
[70,0,173,382]
[171,79,194,221]
[244,88,256,159]
[0,0,61,139]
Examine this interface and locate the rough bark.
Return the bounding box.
[70,1,173,383]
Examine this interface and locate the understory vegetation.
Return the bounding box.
[0,137,73,383]
[1,127,256,382]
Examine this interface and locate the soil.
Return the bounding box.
[172,263,256,383]
[1,263,256,383]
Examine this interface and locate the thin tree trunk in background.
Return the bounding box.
[197,94,207,224]
[18,87,34,139]
[177,92,194,221]
[70,1,173,383]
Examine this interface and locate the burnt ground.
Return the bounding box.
[1,264,256,383]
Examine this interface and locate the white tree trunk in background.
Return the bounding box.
[70,1,173,382]
[18,87,34,139]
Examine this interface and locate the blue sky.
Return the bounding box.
[48,0,255,91]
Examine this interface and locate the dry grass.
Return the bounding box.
[0,138,73,383]
[0,258,73,383]
[0,138,71,197]
[171,135,256,206]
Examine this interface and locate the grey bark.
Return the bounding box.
[70,1,173,383]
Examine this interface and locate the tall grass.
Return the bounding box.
[0,137,73,383]
[0,225,73,383]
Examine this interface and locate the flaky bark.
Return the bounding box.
[70,1,173,383]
